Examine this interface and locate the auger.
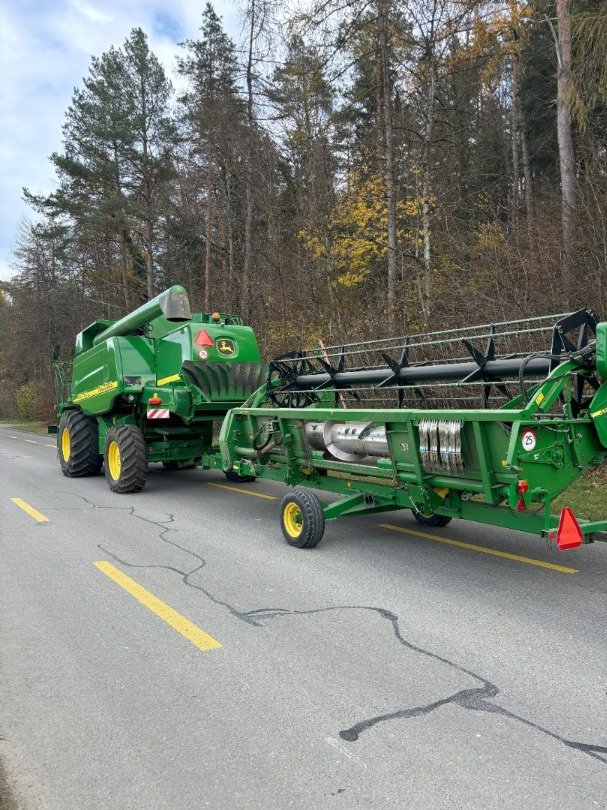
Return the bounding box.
[53,287,607,552]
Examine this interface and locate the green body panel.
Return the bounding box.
[589,383,607,448]
[71,336,155,414]
[596,322,607,379]
[58,287,265,464]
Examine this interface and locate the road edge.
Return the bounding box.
[0,756,20,810]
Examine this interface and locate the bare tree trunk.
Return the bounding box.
[205,138,213,311]
[512,45,534,243]
[120,233,131,311]
[510,78,520,246]
[520,127,534,238]
[219,191,228,307]
[421,51,436,329]
[140,82,154,301]
[556,0,575,305]
[241,0,256,321]
[113,145,131,310]
[377,0,397,331]
[145,219,154,299]
[224,169,235,294]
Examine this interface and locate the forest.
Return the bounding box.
[0,0,605,420]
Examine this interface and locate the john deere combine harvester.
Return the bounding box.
[55,285,607,552]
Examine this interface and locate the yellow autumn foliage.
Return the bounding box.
[449,1,534,88]
[299,171,421,288]
[476,221,505,250]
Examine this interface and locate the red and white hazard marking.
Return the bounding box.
[147,408,170,419]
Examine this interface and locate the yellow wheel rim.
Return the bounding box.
[61,428,71,461]
[107,440,122,481]
[283,502,303,538]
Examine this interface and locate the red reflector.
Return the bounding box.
[556,507,583,550]
[516,479,529,494]
[516,496,526,512]
[148,396,162,405]
[194,329,214,347]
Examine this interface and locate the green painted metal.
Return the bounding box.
[57,287,265,464]
[55,286,607,550]
[219,349,607,544]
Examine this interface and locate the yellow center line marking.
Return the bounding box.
[207,482,277,500]
[11,498,50,523]
[94,561,222,652]
[379,523,578,574]
[5,435,41,445]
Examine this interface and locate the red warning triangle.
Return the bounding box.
[556,507,583,550]
[194,329,214,347]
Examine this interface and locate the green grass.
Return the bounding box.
[0,419,49,435]
[553,463,607,521]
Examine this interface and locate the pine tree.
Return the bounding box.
[178,3,243,311]
[122,28,176,299]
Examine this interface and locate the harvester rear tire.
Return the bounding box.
[58,410,103,477]
[412,509,452,527]
[224,469,256,483]
[104,425,148,493]
[280,488,325,549]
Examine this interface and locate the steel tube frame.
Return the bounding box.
[294,357,552,388]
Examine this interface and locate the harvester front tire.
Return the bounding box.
[280,488,325,549]
[412,509,452,527]
[58,410,103,477]
[105,425,148,493]
[224,469,256,483]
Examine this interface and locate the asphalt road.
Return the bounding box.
[1,425,606,809]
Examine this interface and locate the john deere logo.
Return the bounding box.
[217,338,237,357]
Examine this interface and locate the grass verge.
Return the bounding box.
[553,463,607,522]
[0,420,49,435]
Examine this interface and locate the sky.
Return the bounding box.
[0,0,241,281]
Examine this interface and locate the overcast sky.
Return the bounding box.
[0,0,241,281]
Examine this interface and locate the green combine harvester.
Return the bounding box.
[54,285,607,552]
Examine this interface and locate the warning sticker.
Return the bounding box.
[521,429,537,452]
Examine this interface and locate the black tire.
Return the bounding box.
[224,468,256,483]
[104,425,148,493]
[58,410,103,478]
[280,488,325,548]
[412,509,452,527]
[163,460,196,470]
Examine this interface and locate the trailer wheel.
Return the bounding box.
[105,425,148,493]
[280,488,325,548]
[224,469,256,483]
[412,509,452,527]
[58,410,103,477]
